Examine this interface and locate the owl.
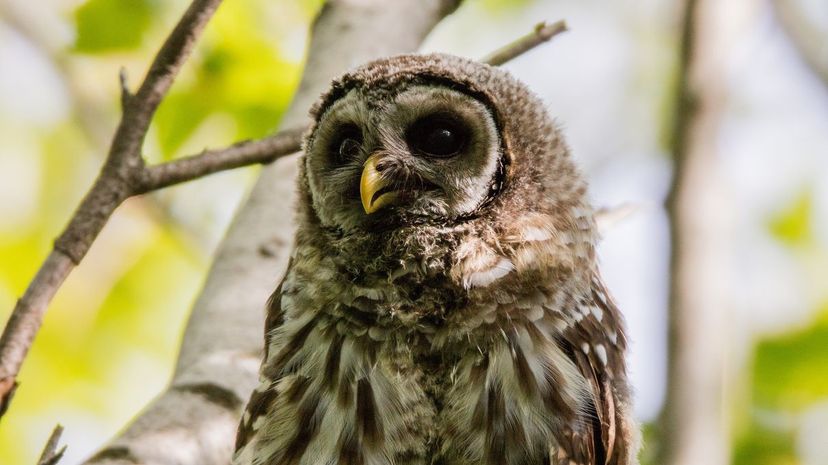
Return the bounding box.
[232,53,639,465]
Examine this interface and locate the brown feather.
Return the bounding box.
[234,383,279,451]
[323,332,345,391]
[512,340,539,399]
[264,315,318,379]
[485,382,506,465]
[554,274,635,465]
[356,378,384,448]
[281,386,322,464]
[338,428,364,465]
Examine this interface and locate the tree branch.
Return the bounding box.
[0,0,226,419]
[772,0,828,88]
[482,20,568,66]
[138,127,307,192]
[37,425,67,465]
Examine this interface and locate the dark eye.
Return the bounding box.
[330,124,362,163]
[407,114,468,158]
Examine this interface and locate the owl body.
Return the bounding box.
[234,54,639,465]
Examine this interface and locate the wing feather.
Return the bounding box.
[234,263,290,455]
[553,273,637,465]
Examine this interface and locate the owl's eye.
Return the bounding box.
[407,114,468,158]
[330,124,363,163]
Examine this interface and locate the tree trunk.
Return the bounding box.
[659,0,754,463]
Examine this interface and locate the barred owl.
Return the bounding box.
[233,53,639,465]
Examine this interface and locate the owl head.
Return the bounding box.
[300,54,591,252]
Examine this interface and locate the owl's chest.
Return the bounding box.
[262,300,568,465]
[257,254,577,464]
[256,312,477,462]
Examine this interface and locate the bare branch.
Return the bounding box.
[139,127,306,192]
[482,20,568,66]
[37,425,67,465]
[118,68,132,110]
[772,0,828,87]
[0,0,225,419]
[0,252,74,419]
[595,203,639,234]
[121,0,223,154]
[0,376,16,419]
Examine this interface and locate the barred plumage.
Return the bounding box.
[233,53,639,465]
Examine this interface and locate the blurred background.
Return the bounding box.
[0,0,826,463]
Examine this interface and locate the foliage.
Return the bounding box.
[768,191,813,247]
[153,4,301,157]
[752,308,828,410]
[731,191,827,464]
[733,419,797,465]
[74,0,159,52]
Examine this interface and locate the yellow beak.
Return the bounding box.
[360,154,399,214]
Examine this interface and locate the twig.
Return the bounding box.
[139,127,307,192]
[772,0,828,88]
[595,203,640,234]
[482,20,568,66]
[0,0,227,418]
[0,2,222,250]
[37,425,67,465]
[119,68,132,110]
[0,14,566,420]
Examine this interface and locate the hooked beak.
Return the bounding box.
[360,154,399,214]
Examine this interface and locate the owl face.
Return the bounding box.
[304,84,503,232]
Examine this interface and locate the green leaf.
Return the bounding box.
[154,91,210,156]
[733,418,797,465]
[768,191,813,246]
[74,0,157,52]
[752,306,828,410]
[152,0,300,158]
[480,0,535,12]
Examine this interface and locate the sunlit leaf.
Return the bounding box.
[768,191,813,246]
[154,91,210,156]
[152,0,300,157]
[752,306,828,410]
[480,0,535,12]
[733,419,797,465]
[74,0,158,52]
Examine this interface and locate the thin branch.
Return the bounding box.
[119,68,132,110]
[0,253,74,420]
[772,0,828,87]
[0,0,225,419]
[0,14,567,421]
[482,20,568,66]
[1,2,216,253]
[0,377,16,419]
[37,425,67,465]
[121,0,223,154]
[139,127,306,192]
[595,203,639,234]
